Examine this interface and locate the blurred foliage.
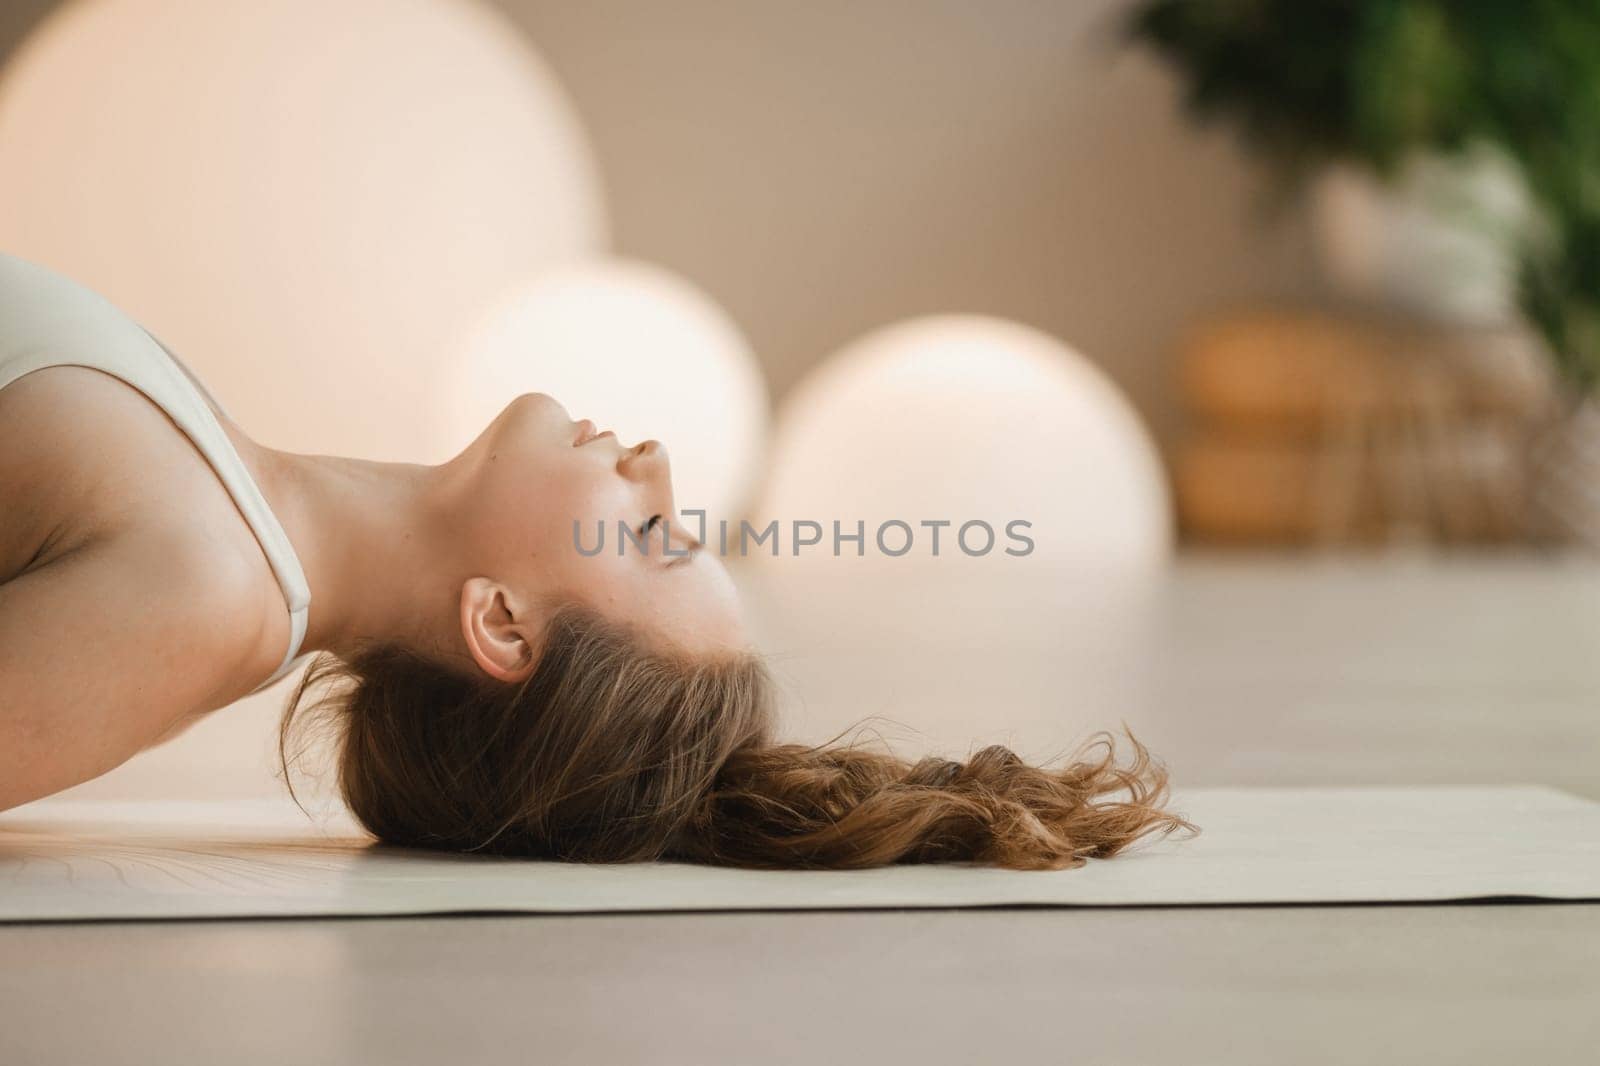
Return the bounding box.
[1128,0,1600,393]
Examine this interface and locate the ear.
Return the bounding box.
[459,577,541,683]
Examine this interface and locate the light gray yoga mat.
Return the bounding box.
[2,786,1597,922]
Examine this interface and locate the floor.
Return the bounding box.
[741,554,1600,800]
[2,905,1596,1065]
[4,555,1598,1062]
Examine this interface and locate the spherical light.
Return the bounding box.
[443,259,769,519]
[751,315,1172,571]
[0,0,605,461]
[740,316,1172,753]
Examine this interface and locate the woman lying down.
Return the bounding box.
[0,252,1190,869]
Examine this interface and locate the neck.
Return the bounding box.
[244,442,464,662]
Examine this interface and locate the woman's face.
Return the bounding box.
[456,392,746,659]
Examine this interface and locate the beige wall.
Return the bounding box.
[0,0,1317,453]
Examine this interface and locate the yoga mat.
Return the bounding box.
[2,786,1597,922]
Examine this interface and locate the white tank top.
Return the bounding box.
[0,253,312,692]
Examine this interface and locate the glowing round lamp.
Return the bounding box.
[0,0,605,462]
[752,315,1172,570]
[742,316,1172,753]
[444,259,769,519]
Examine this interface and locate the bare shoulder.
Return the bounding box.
[0,364,278,591]
[0,367,291,809]
[1,367,205,566]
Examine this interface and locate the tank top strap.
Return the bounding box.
[0,253,313,692]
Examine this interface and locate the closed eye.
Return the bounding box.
[640,513,663,538]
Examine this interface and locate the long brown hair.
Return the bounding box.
[281,604,1192,869]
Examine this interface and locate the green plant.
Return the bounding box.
[1129,0,1600,393]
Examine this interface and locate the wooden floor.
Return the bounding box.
[2,904,1596,1065]
[741,554,1600,800]
[4,555,1598,1063]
